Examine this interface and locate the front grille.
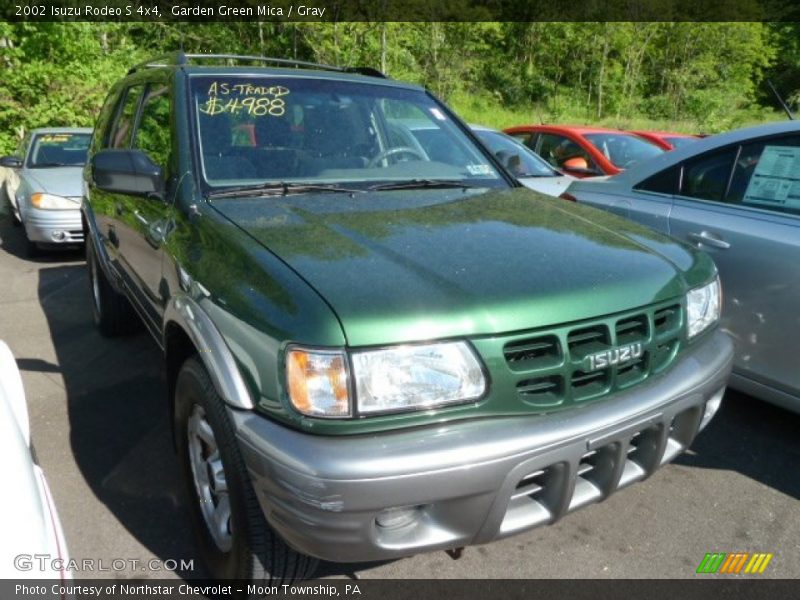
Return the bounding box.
[504,300,684,411]
[499,403,704,535]
[504,335,561,371]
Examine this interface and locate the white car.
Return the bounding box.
[0,341,70,579]
[470,125,577,197]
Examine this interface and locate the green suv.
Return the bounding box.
[82,53,733,583]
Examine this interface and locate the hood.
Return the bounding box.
[212,187,705,346]
[23,166,85,198]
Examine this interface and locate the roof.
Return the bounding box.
[506,124,635,135]
[30,127,93,135]
[593,119,800,186]
[630,130,697,139]
[125,52,418,90]
[179,65,422,91]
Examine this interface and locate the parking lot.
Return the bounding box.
[0,213,798,580]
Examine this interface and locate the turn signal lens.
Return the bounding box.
[286,348,350,417]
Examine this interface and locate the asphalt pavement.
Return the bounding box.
[0,214,797,581]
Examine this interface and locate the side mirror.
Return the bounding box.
[91,149,165,200]
[562,157,589,170]
[0,156,23,169]
[561,157,602,177]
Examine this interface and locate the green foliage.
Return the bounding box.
[0,22,791,155]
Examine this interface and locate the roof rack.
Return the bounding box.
[127,51,387,78]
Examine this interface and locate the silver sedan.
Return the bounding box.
[470,125,577,197]
[1,127,91,256]
[566,120,800,414]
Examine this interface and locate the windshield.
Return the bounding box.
[583,133,663,169]
[473,129,557,177]
[190,76,505,190]
[27,132,91,168]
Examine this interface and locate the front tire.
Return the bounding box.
[86,235,137,336]
[175,356,318,585]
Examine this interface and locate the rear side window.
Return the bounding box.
[728,135,800,216]
[634,165,681,195]
[681,148,737,202]
[133,84,171,172]
[109,86,143,149]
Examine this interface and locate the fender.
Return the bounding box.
[81,201,124,294]
[163,294,254,410]
[0,341,30,448]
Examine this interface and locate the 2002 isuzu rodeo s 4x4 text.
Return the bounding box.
[81,52,733,586]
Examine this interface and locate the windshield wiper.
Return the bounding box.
[207,182,366,199]
[367,179,482,191]
[33,162,80,168]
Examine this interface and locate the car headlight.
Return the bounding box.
[687,276,721,338]
[30,193,79,210]
[285,341,487,418]
[351,341,486,414]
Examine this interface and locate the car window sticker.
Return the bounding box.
[466,164,494,176]
[199,81,290,118]
[742,145,800,211]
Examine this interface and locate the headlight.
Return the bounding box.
[687,276,721,338]
[352,341,486,414]
[30,193,79,210]
[286,348,350,417]
[285,341,487,418]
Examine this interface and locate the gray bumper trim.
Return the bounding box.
[232,329,733,563]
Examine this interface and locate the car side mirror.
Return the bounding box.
[91,149,165,200]
[0,156,23,169]
[562,157,589,170]
[561,157,602,177]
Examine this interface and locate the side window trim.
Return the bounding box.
[722,144,743,201]
[106,84,146,150]
[92,87,121,152]
[103,88,129,148]
[132,80,172,174]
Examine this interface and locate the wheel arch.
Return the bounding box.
[163,296,255,413]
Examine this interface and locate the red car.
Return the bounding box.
[629,130,699,151]
[503,125,664,178]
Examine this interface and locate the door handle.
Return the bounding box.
[134,211,150,227]
[687,231,730,250]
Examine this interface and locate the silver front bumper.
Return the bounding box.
[24,207,84,244]
[233,329,733,563]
